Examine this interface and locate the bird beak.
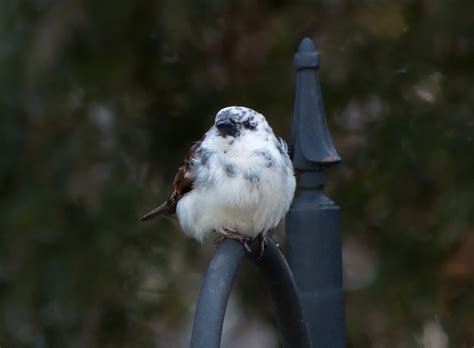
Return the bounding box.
[216,119,237,137]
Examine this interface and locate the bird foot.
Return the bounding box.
[214,230,252,253]
[214,231,268,260]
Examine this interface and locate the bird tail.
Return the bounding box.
[141,202,169,221]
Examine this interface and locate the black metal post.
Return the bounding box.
[190,238,311,348]
[287,38,345,348]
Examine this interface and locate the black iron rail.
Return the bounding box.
[190,238,311,348]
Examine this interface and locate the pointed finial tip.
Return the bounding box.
[294,37,320,70]
[298,37,316,53]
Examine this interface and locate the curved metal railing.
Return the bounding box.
[190,238,311,348]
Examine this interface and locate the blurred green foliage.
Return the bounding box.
[1,0,473,347]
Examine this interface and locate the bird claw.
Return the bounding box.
[243,240,252,253]
[214,230,252,251]
[214,230,266,259]
[251,234,267,261]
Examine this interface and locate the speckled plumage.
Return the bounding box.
[142,106,296,242]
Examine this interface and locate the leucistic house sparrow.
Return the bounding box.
[142,106,296,253]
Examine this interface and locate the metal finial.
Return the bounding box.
[290,37,341,170]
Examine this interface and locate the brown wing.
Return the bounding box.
[166,141,201,214]
[141,141,200,221]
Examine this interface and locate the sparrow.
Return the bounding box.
[142,106,296,256]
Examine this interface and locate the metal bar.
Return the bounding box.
[252,238,311,348]
[190,238,311,348]
[190,239,246,348]
[287,37,346,348]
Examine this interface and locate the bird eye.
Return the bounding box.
[243,119,256,130]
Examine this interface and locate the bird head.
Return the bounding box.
[214,106,270,138]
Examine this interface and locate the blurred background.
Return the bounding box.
[1,0,473,347]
